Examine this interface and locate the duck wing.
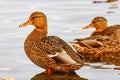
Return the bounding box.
[38,36,83,64]
[27,36,83,69]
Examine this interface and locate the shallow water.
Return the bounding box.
[0,0,120,80]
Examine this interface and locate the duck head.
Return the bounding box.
[83,16,108,32]
[19,11,48,31]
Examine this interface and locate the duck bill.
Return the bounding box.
[19,21,31,27]
[82,24,94,30]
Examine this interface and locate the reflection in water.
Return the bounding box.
[93,0,119,14]
[85,63,120,70]
[31,71,87,80]
[83,56,120,66]
[109,4,118,9]
[107,4,118,13]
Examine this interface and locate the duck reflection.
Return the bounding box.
[83,56,120,66]
[85,63,120,70]
[31,71,87,80]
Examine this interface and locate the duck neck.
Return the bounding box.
[25,28,48,45]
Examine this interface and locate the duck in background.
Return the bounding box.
[19,11,83,74]
[70,16,120,65]
[93,0,118,3]
[81,16,120,40]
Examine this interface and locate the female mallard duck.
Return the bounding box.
[82,16,120,40]
[19,11,83,73]
[70,16,120,63]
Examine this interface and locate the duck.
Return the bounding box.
[19,11,83,74]
[107,0,118,2]
[70,16,120,63]
[93,0,118,3]
[82,16,120,40]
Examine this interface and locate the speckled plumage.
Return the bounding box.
[19,11,83,73]
[91,25,120,40]
[82,16,120,40]
[70,16,120,64]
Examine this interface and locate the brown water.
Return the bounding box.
[0,0,120,80]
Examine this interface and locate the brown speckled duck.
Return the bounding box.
[82,16,120,40]
[70,16,120,64]
[19,11,83,73]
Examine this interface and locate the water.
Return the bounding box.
[0,0,120,80]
